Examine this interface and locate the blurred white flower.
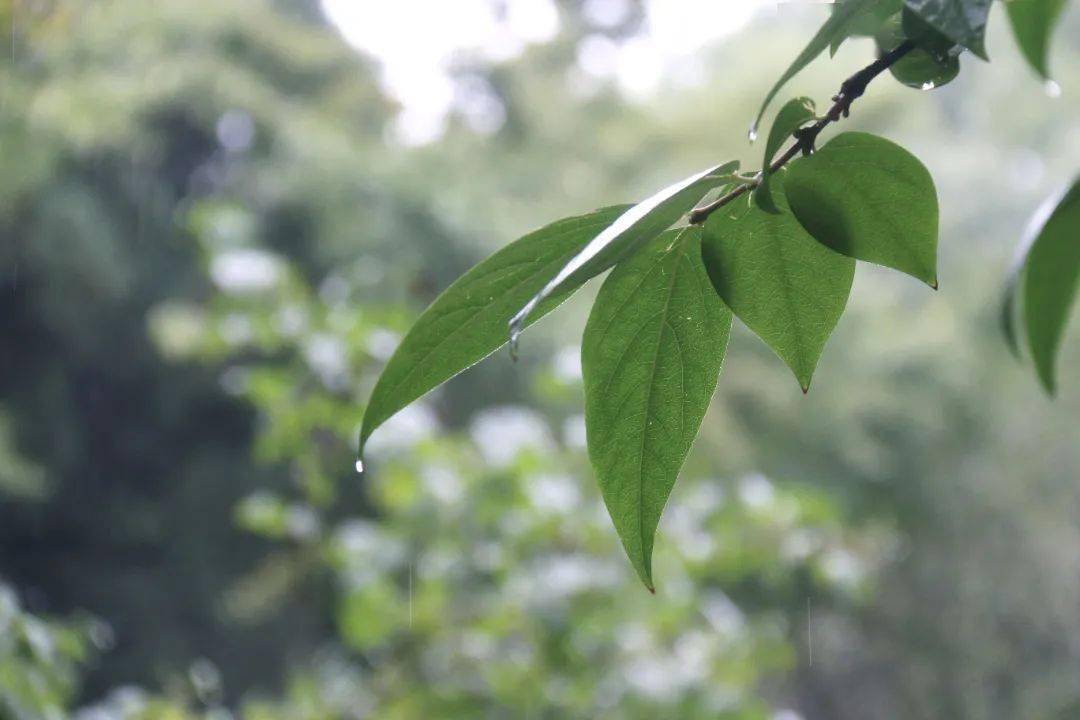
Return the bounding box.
[365,403,439,457]
[527,473,580,515]
[210,249,284,294]
[469,406,554,467]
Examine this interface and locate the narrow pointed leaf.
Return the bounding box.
[583,227,732,590]
[1006,0,1067,79]
[509,161,739,348]
[784,132,939,287]
[754,97,817,214]
[752,0,879,136]
[359,205,628,455]
[903,0,991,59]
[1021,177,1080,395]
[701,178,854,391]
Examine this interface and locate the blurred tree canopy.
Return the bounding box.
[0,0,1080,718]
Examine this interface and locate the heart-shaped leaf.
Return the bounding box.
[509,161,739,351]
[1006,0,1068,79]
[359,205,628,456]
[583,227,732,590]
[701,177,855,392]
[1020,177,1080,395]
[903,0,991,59]
[784,132,939,287]
[754,97,817,214]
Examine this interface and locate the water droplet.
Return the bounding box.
[1045,80,1062,99]
[354,459,364,473]
[920,81,936,91]
[748,126,759,143]
[508,310,529,362]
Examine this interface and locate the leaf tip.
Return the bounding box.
[929,278,939,291]
[1038,371,1058,398]
[801,384,811,395]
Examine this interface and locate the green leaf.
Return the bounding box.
[754,97,817,214]
[582,227,732,590]
[509,162,739,349]
[1021,178,1080,395]
[903,0,991,59]
[1000,192,1056,359]
[701,177,855,391]
[830,0,904,55]
[784,132,940,287]
[752,0,881,137]
[1006,0,1068,79]
[878,10,961,89]
[359,205,628,456]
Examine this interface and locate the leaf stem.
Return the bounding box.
[689,40,917,226]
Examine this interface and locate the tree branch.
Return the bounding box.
[689,40,917,226]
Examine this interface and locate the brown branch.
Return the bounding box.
[689,40,917,226]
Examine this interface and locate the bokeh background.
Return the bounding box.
[2,1,1080,718]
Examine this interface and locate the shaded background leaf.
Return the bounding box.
[1007,0,1069,78]
[1021,177,1080,394]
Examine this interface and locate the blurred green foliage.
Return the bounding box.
[0,0,1079,719]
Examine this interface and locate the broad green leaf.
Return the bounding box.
[509,161,739,349]
[701,177,855,391]
[1021,177,1080,395]
[359,205,628,455]
[1006,0,1068,79]
[754,97,817,214]
[903,0,991,58]
[830,0,904,55]
[752,0,880,137]
[784,132,940,287]
[878,10,961,88]
[582,227,732,590]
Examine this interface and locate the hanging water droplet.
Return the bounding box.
[920,81,936,91]
[508,332,520,362]
[507,314,526,362]
[354,459,364,474]
[1045,80,1062,99]
[748,126,759,143]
